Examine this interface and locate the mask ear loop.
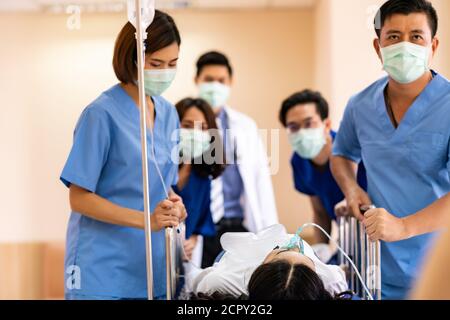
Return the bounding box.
[299,223,374,301]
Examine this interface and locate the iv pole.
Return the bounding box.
[127,0,156,300]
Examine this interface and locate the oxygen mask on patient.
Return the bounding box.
[281,228,305,254]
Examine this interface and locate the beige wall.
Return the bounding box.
[315,0,387,125]
[0,242,64,299]
[0,13,126,242]
[433,0,450,74]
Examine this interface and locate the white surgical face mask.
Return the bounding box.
[289,126,326,160]
[143,68,177,96]
[179,128,211,160]
[381,41,430,84]
[198,82,230,109]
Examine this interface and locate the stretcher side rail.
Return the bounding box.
[338,216,381,300]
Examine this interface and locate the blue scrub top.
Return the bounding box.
[172,170,216,239]
[60,84,179,299]
[291,131,367,220]
[333,71,450,299]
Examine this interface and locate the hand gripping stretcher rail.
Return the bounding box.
[337,206,382,300]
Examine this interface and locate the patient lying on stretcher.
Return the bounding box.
[185,224,349,300]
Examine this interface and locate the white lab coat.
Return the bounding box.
[212,106,279,232]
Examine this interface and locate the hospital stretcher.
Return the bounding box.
[165,226,185,300]
[338,215,382,300]
[164,216,382,300]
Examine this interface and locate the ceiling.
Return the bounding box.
[0,0,317,12]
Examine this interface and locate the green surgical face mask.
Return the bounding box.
[198,82,230,109]
[381,41,430,84]
[289,126,326,160]
[179,128,211,161]
[143,68,177,96]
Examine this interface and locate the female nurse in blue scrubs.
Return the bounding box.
[173,98,226,261]
[60,10,187,300]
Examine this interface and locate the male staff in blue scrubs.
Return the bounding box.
[279,90,367,262]
[331,0,450,299]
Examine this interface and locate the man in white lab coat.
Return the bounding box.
[195,51,279,267]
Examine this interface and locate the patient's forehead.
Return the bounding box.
[264,249,316,271]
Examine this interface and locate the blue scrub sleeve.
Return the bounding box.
[60,108,111,193]
[291,157,316,196]
[356,162,368,191]
[293,173,316,196]
[333,99,362,163]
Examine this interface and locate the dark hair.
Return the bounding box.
[113,10,181,84]
[374,0,438,38]
[175,98,226,179]
[196,51,233,78]
[279,90,329,127]
[190,262,354,301]
[248,261,338,300]
[189,292,246,300]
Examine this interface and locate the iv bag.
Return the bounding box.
[127,0,156,30]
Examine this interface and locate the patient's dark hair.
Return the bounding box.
[189,263,352,301]
[248,261,336,300]
[189,292,245,300]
